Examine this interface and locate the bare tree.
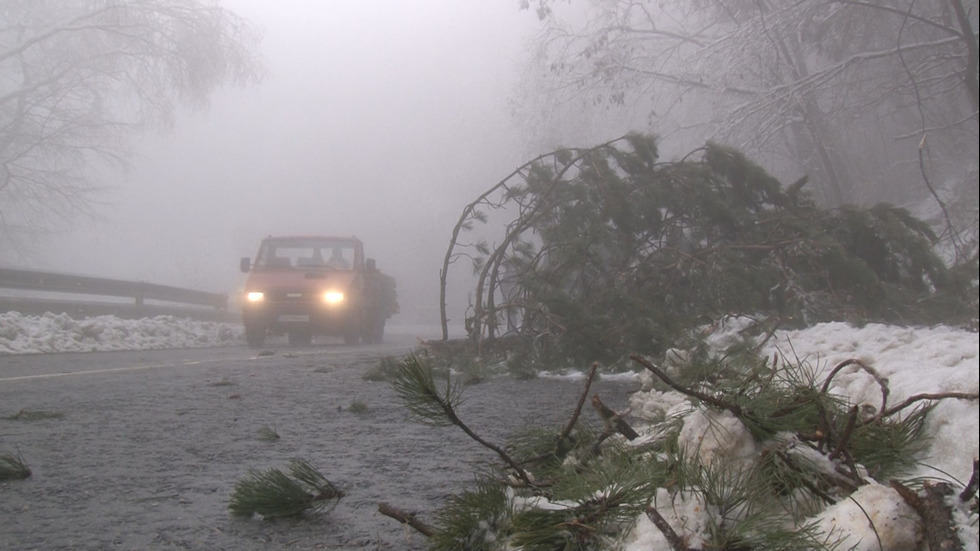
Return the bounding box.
[0,0,261,250]
[516,0,978,212]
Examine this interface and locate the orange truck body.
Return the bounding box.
[239,235,397,346]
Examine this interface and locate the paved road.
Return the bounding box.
[0,332,639,550]
[0,330,425,382]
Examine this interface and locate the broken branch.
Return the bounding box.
[891,480,963,551]
[561,362,599,441]
[821,359,889,420]
[630,353,744,418]
[378,502,435,537]
[878,392,979,419]
[645,507,689,551]
[591,394,639,440]
[959,458,978,503]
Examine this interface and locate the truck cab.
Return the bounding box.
[239,235,397,347]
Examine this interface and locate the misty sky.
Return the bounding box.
[37,1,540,324]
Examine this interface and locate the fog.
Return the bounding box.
[34,1,539,327]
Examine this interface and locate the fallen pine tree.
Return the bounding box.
[438,134,977,369]
[381,330,978,550]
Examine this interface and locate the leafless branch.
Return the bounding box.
[0,1,261,243]
[591,394,639,440]
[560,362,599,440]
[377,502,434,538]
[879,391,979,419]
[820,359,889,421]
[645,506,689,551]
[960,458,979,503]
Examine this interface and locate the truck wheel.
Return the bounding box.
[288,331,312,346]
[245,324,266,348]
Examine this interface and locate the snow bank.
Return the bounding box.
[620,321,978,550]
[763,322,979,481]
[0,311,243,355]
[812,483,920,551]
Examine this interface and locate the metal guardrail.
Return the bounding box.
[0,267,236,322]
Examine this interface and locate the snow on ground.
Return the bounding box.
[1,311,977,549]
[763,321,978,482]
[623,318,978,551]
[0,311,243,355]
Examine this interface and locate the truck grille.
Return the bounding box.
[270,289,308,301]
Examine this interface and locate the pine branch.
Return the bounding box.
[427,477,511,548]
[878,392,979,419]
[511,483,650,548]
[560,361,598,441]
[847,402,932,481]
[0,451,31,481]
[516,362,600,469]
[591,394,639,440]
[828,405,859,461]
[772,450,846,504]
[391,354,536,486]
[960,459,979,503]
[630,353,744,417]
[812,396,865,486]
[645,506,689,551]
[378,502,434,537]
[891,479,964,551]
[821,359,889,420]
[391,353,463,427]
[228,460,343,519]
[749,315,783,356]
[256,425,279,441]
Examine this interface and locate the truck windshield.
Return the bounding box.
[255,239,356,270]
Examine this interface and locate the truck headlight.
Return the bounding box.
[323,291,345,304]
[246,291,265,302]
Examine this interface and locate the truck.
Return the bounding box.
[239,235,398,347]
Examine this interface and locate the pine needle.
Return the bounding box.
[390,353,463,427]
[849,404,931,480]
[256,425,280,441]
[228,459,342,519]
[0,451,31,481]
[2,409,64,421]
[429,478,512,551]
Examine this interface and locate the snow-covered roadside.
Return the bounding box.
[763,322,978,482]
[0,311,244,355]
[0,312,451,355]
[621,319,979,551]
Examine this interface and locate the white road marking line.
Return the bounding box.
[0,358,243,382]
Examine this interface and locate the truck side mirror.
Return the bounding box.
[240,257,251,273]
